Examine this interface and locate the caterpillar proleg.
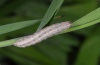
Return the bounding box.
[13,21,72,47]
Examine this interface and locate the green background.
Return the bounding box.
[0,0,100,65]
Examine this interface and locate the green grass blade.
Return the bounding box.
[62,7,100,33]
[37,0,64,31]
[0,38,16,47]
[0,20,39,35]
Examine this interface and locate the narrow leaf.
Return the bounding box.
[37,0,64,31]
[0,20,39,35]
[62,7,100,33]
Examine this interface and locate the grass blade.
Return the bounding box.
[62,7,100,33]
[0,38,16,47]
[37,0,64,31]
[0,20,39,35]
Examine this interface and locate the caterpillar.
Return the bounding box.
[13,21,72,47]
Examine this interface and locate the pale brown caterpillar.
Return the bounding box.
[13,21,72,47]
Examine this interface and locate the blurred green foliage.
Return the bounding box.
[0,0,100,65]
